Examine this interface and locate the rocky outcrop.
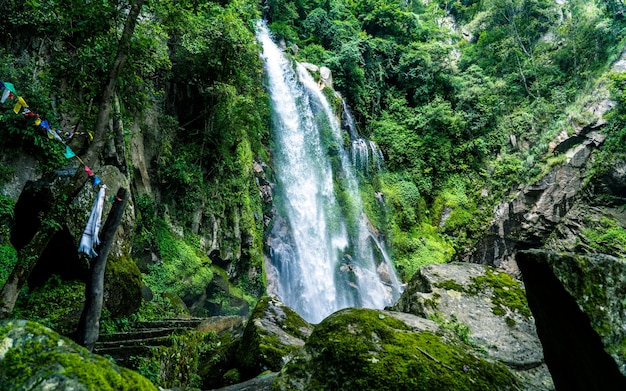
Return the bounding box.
[272,307,521,390]
[237,297,312,376]
[517,250,626,390]
[200,297,312,389]
[468,128,617,272]
[9,165,142,318]
[0,319,157,390]
[392,262,553,390]
[468,50,626,271]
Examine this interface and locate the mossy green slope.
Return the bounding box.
[0,319,157,390]
[272,308,521,391]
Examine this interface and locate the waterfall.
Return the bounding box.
[341,100,385,175]
[257,20,402,323]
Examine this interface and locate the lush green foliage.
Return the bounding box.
[12,276,85,335]
[143,218,213,298]
[134,331,220,388]
[583,217,626,258]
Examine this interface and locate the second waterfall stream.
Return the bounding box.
[256,20,402,323]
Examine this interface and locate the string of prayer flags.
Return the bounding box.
[1,78,119,257]
[78,185,107,258]
[64,145,76,159]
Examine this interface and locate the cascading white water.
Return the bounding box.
[257,21,402,323]
[342,100,385,175]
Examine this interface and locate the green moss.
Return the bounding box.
[208,265,258,317]
[505,317,516,327]
[428,312,473,346]
[0,320,157,390]
[468,268,531,318]
[583,217,626,258]
[104,255,143,317]
[143,218,213,298]
[12,276,85,335]
[434,279,465,292]
[275,308,520,390]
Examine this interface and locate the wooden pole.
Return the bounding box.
[76,187,129,351]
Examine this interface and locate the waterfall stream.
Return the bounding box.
[257,21,402,323]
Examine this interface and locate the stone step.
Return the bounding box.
[98,327,191,343]
[96,334,174,349]
[134,318,205,329]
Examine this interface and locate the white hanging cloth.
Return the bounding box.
[78,185,107,257]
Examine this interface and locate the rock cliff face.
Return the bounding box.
[469,128,613,272]
[467,53,626,272]
[392,262,553,390]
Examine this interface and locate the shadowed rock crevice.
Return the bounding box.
[517,250,626,391]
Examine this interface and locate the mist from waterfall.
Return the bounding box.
[257,20,402,323]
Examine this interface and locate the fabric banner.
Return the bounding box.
[0,89,10,104]
[78,185,107,257]
[63,145,76,159]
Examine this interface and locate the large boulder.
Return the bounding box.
[272,308,521,390]
[66,164,135,259]
[237,297,312,377]
[200,297,312,389]
[0,319,157,390]
[104,254,143,317]
[392,262,553,390]
[517,250,626,390]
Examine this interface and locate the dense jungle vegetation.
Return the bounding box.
[1,0,626,386]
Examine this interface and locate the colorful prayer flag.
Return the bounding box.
[47,128,63,142]
[13,96,28,114]
[0,89,10,104]
[85,166,94,176]
[3,82,16,95]
[92,176,101,188]
[34,118,42,126]
[64,146,76,159]
[78,185,106,257]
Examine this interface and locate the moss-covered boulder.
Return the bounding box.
[0,319,157,390]
[272,308,521,390]
[393,262,552,390]
[237,297,312,378]
[104,255,143,317]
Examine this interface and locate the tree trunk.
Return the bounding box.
[76,187,129,351]
[0,226,55,318]
[83,0,146,167]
